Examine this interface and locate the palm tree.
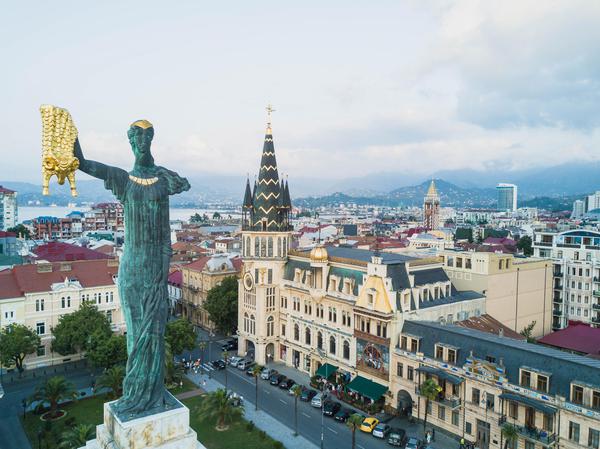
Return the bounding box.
[291,384,303,436]
[58,424,95,449]
[419,377,441,430]
[346,413,364,449]
[197,388,242,431]
[222,350,229,392]
[31,376,78,419]
[501,423,519,449]
[97,366,125,399]
[252,364,262,411]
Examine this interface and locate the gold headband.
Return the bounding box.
[130,119,153,129]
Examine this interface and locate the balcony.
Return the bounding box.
[593,316,600,324]
[535,241,553,247]
[557,243,580,248]
[593,291,600,297]
[417,389,461,409]
[593,303,600,311]
[553,272,563,278]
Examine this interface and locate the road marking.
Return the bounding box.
[302,412,311,418]
[264,390,270,395]
[327,426,338,434]
[279,399,287,405]
[357,445,365,449]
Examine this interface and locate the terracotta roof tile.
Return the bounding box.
[456,314,525,340]
[33,242,111,262]
[538,321,600,356]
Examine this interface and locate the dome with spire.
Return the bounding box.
[310,245,328,262]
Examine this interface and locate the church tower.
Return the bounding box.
[238,106,292,365]
[423,179,440,230]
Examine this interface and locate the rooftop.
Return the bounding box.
[33,241,112,262]
[538,321,600,357]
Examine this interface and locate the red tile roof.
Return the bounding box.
[538,321,600,356]
[185,256,211,272]
[0,231,17,238]
[456,314,525,340]
[33,242,112,262]
[0,186,15,194]
[0,259,119,299]
[168,270,182,286]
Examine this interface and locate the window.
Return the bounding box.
[400,336,408,350]
[543,413,553,432]
[36,322,45,335]
[589,429,600,449]
[281,324,286,337]
[593,391,600,409]
[343,341,350,360]
[305,327,311,345]
[569,421,580,442]
[61,296,71,309]
[572,385,584,404]
[36,345,45,357]
[435,345,444,360]
[329,336,336,355]
[537,375,548,392]
[472,388,480,404]
[267,316,274,337]
[36,299,45,312]
[447,349,456,364]
[106,310,112,323]
[524,442,535,449]
[397,362,404,377]
[452,411,459,426]
[294,324,299,341]
[410,339,418,353]
[438,406,445,420]
[509,401,519,419]
[520,370,531,388]
[465,422,472,435]
[317,332,323,350]
[486,393,495,410]
[426,401,432,415]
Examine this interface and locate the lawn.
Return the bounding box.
[183,395,285,449]
[22,392,285,449]
[167,376,197,396]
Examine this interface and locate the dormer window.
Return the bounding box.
[367,291,375,308]
[572,385,584,405]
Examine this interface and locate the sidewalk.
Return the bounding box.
[185,371,318,449]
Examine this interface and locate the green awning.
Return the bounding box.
[416,366,464,385]
[346,375,388,401]
[499,393,556,415]
[316,363,338,378]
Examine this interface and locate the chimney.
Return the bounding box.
[498,328,504,338]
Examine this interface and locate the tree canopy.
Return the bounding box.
[204,276,239,335]
[86,333,127,369]
[517,235,533,256]
[7,224,31,239]
[0,323,40,373]
[51,302,112,356]
[165,318,197,355]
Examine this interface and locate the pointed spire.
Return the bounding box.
[243,176,253,208]
[426,178,439,198]
[284,179,292,209]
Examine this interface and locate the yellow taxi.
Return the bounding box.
[359,417,380,433]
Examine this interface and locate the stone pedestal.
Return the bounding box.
[81,399,205,449]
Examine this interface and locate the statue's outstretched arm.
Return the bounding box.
[74,138,115,181]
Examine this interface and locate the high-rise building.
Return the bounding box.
[496,183,518,211]
[572,199,585,219]
[423,179,440,230]
[0,186,17,231]
[587,191,600,212]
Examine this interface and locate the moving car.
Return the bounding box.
[211,360,226,370]
[405,437,424,449]
[227,356,242,366]
[238,359,254,370]
[300,389,317,402]
[372,423,391,439]
[279,378,295,390]
[261,368,277,380]
[322,400,342,417]
[311,393,324,408]
[270,374,285,386]
[387,428,407,447]
[245,364,258,376]
[359,417,380,433]
[222,338,238,351]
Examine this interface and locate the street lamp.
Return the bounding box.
[222,350,229,393]
[321,391,328,449]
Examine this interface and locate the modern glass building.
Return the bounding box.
[496,183,518,211]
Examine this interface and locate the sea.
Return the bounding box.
[18,206,241,223]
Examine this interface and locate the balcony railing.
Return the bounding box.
[417,389,461,409]
[593,303,600,311]
[498,417,556,445]
[557,243,581,248]
[535,242,553,247]
[592,316,600,324]
[593,291,600,297]
[553,272,563,278]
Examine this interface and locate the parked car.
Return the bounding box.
[311,392,324,408]
[211,360,226,370]
[289,385,304,395]
[372,423,391,439]
[322,400,342,417]
[222,339,238,351]
[279,378,295,390]
[245,364,258,376]
[238,360,255,370]
[261,368,277,380]
[300,389,317,402]
[387,428,407,447]
[228,356,242,366]
[405,437,424,449]
[334,408,351,422]
[359,417,380,433]
[270,374,285,386]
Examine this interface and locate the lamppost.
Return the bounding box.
[321,390,328,449]
[22,398,27,418]
[198,340,207,375]
[222,350,229,393]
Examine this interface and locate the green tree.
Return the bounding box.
[51,302,111,356]
[517,235,533,256]
[31,376,78,419]
[190,213,203,223]
[520,321,537,343]
[59,423,95,449]
[165,318,197,355]
[346,413,364,449]
[419,378,440,430]
[86,333,127,369]
[455,227,473,243]
[7,224,31,239]
[252,364,262,411]
[0,323,40,374]
[291,384,302,436]
[212,211,221,220]
[204,276,239,334]
[196,388,243,431]
[501,423,519,449]
[97,365,125,399]
[164,341,184,385]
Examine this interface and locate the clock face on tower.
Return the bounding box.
[243,272,254,291]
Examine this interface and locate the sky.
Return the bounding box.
[2,0,600,184]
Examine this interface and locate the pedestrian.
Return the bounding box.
[202,379,206,387]
[426,431,431,444]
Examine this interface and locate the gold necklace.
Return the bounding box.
[129,174,159,186]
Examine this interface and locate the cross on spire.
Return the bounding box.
[266,103,275,132]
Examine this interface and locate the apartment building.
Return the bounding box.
[392,320,600,449]
[0,186,17,231]
[532,230,600,330]
[0,259,125,369]
[440,249,553,337]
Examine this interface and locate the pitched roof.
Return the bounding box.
[33,242,112,262]
[0,186,16,194]
[0,259,118,299]
[456,314,525,340]
[168,270,183,286]
[185,256,211,272]
[538,322,600,356]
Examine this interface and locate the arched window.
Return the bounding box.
[329,336,336,355]
[244,312,249,333]
[305,327,311,345]
[343,340,350,360]
[267,316,274,337]
[283,237,287,257]
[317,331,323,350]
[278,237,282,257]
[294,324,300,341]
[250,314,256,334]
[260,237,267,257]
[246,236,251,256]
[255,238,259,257]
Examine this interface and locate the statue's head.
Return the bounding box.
[128,120,154,166]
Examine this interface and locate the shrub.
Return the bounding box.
[272,441,284,449]
[246,421,255,432]
[258,430,267,440]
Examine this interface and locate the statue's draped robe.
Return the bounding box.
[80,161,189,417]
